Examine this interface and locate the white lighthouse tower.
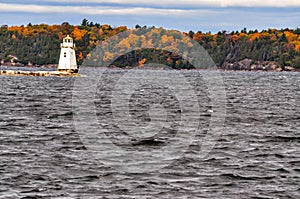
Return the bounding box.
[58,35,78,73]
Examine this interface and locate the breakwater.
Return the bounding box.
[0,69,80,77]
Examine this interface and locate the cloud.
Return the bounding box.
[0,1,299,32]
[0,3,196,16]
[38,0,300,7]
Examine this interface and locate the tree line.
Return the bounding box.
[0,19,299,70]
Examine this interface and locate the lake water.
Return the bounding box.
[0,68,299,198]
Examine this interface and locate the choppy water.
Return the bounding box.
[0,68,299,198]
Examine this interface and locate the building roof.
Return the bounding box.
[64,35,73,40]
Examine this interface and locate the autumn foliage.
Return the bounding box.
[0,21,128,65]
[187,28,300,69]
[1,20,300,69]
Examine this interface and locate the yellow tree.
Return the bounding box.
[72,26,87,40]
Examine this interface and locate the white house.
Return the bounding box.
[58,35,78,73]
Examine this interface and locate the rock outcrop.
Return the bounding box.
[222,59,283,71]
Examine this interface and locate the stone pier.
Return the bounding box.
[0,70,80,77]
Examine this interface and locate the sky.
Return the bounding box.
[0,0,300,32]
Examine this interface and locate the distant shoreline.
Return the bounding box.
[0,62,58,69]
[0,63,299,72]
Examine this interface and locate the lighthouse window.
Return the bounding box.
[64,52,66,57]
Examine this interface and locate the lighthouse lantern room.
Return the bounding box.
[58,35,78,73]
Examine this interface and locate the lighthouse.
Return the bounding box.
[58,35,78,73]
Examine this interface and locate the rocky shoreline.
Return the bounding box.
[1,59,299,72]
[221,59,298,72]
[0,62,58,68]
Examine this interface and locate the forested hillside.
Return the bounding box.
[0,20,300,70]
